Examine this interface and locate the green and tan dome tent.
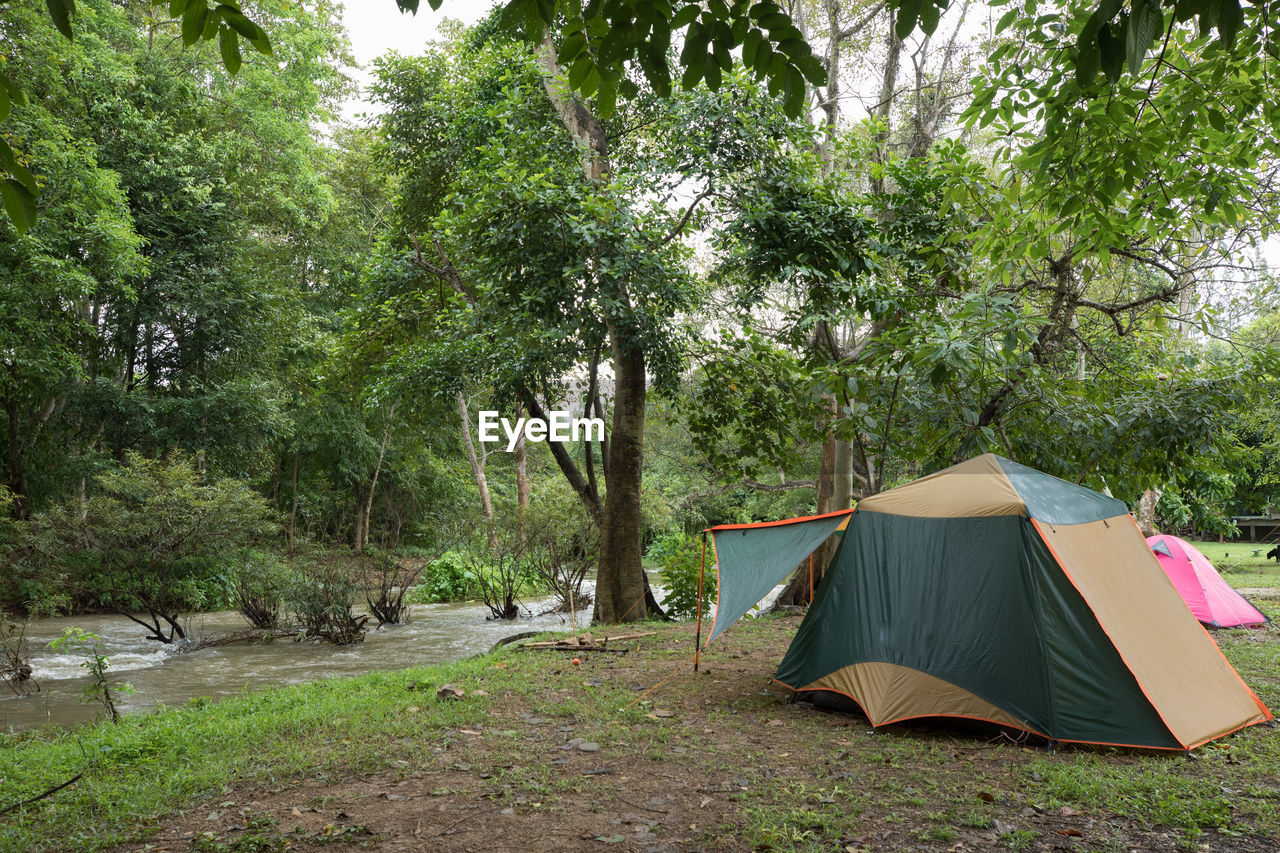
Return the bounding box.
[702,454,1271,750]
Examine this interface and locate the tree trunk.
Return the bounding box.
[358,412,393,552]
[538,35,654,624]
[516,422,529,547]
[455,391,497,548]
[592,341,650,624]
[774,420,838,607]
[287,453,299,552]
[1136,487,1162,537]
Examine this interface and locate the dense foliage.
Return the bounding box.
[0,0,1276,629]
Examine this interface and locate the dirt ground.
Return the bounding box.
[119,615,1279,853]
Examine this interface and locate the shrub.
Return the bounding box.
[226,549,293,630]
[650,531,714,621]
[359,549,434,625]
[287,555,368,644]
[467,525,528,620]
[0,610,34,695]
[524,499,596,615]
[21,453,276,642]
[408,551,480,603]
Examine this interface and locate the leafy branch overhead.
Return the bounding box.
[2,0,274,234]
[506,0,827,118]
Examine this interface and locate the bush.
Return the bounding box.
[226,549,293,630]
[359,549,436,625]
[524,497,596,615]
[287,555,368,644]
[650,531,714,621]
[408,551,480,603]
[20,453,276,642]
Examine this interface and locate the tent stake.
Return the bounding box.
[694,532,706,672]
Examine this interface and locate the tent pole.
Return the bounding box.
[694,533,706,672]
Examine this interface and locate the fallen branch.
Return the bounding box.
[0,773,83,815]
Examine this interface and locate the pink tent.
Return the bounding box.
[1147,535,1268,628]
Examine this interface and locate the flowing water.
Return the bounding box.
[1,599,586,731]
[2,581,781,732]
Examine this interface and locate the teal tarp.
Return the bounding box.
[705,513,850,644]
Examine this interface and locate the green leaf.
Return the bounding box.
[569,55,593,89]
[596,75,617,117]
[753,40,773,78]
[0,178,37,235]
[1099,23,1123,83]
[181,0,208,46]
[995,9,1018,33]
[219,25,241,74]
[203,10,220,40]
[742,27,764,67]
[1075,40,1099,86]
[580,65,602,97]
[1204,186,1222,214]
[704,54,722,90]
[219,7,261,39]
[797,54,826,86]
[170,0,189,17]
[560,32,588,64]
[777,37,809,59]
[671,5,701,28]
[919,0,941,36]
[1127,0,1164,75]
[783,64,804,116]
[46,0,74,40]
[681,58,703,89]
[398,0,423,12]
[535,0,555,26]
[1218,0,1242,48]
[896,0,922,39]
[0,73,26,110]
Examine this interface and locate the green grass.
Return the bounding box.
[3,614,1280,852]
[0,652,530,852]
[1188,540,1280,588]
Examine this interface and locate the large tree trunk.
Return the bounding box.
[1135,486,1162,537]
[592,342,650,624]
[539,35,656,624]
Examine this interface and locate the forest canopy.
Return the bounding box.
[0,0,1277,626]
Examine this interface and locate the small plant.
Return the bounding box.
[999,828,1038,850]
[649,531,713,620]
[190,813,290,853]
[525,522,595,616]
[48,627,134,722]
[359,546,453,625]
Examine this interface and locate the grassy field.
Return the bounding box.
[1,601,1279,852]
[1189,540,1280,589]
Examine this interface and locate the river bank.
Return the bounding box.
[1,601,581,730]
[3,605,1280,852]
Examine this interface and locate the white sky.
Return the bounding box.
[339,0,498,123]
